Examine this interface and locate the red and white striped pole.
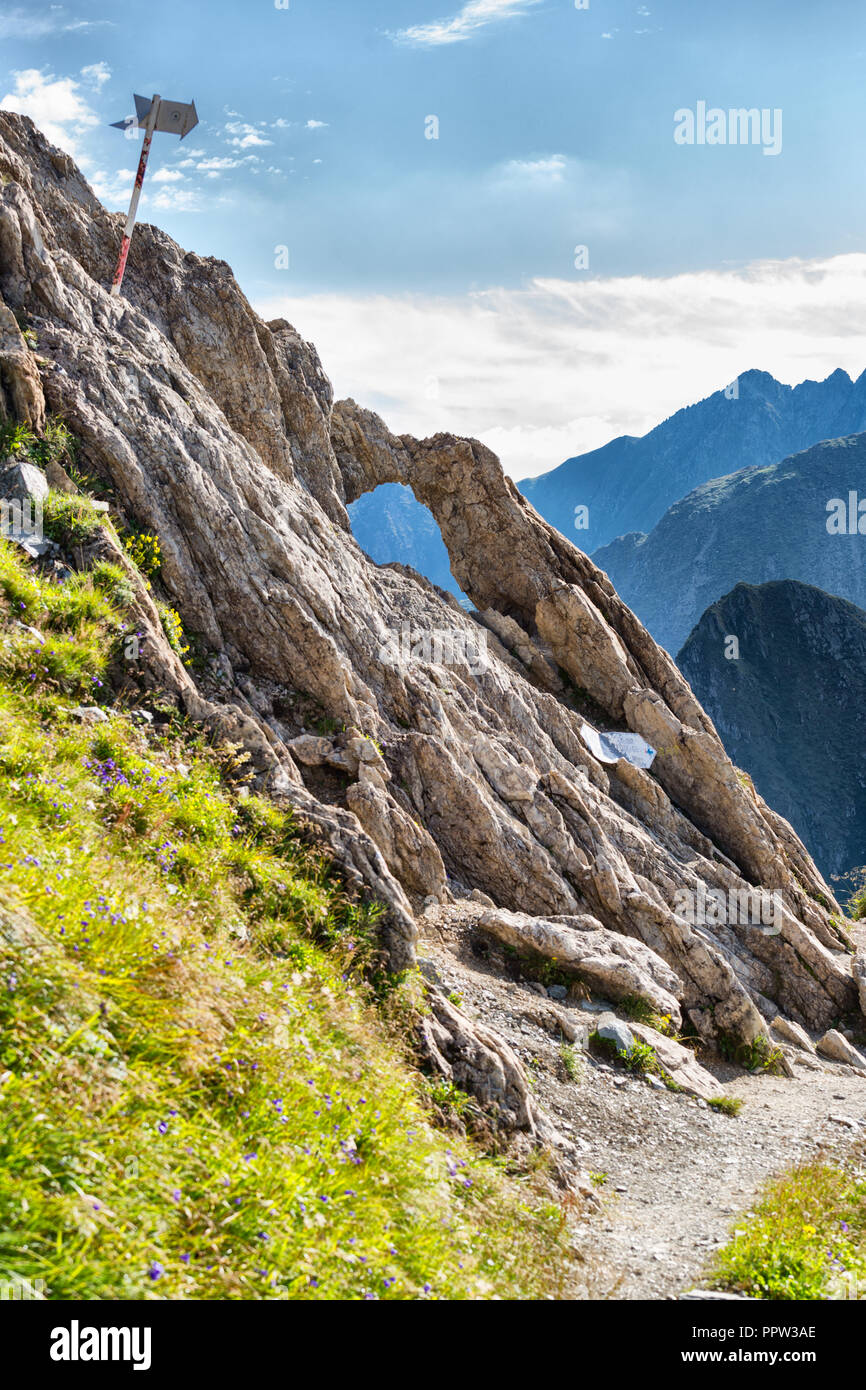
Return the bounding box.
[110,94,161,298]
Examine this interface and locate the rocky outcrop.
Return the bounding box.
[0,111,862,1141]
[478,907,683,1023]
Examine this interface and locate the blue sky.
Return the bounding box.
[2,0,865,475]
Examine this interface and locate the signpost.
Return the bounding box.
[108,93,199,298]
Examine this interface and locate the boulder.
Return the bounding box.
[0,457,47,507]
[771,1016,815,1053]
[816,1029,866,1071]
[629,1020,724,1101]
[479,907,682,1026]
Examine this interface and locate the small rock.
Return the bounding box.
[771,1016,815,1053]
[0,458,48,506]
[10,533,57,559]
[817,1029,866,1071]
[526,981,547,998]
[175,762,190,777]
[594,1012,635,1055]
[287,734,334,766]
[547,984,567,1001]
[130,709,154,724]
[469,888,495,908]
[416,957,444,988]
[70,705,108,724]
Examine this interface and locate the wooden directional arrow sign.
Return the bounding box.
[108,93,199,297]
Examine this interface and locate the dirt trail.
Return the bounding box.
[421,905,866,1300]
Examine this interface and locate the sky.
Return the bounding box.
[1,0,865,476]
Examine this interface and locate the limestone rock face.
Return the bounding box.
[0,110,862,1132]
[0,298,44,430]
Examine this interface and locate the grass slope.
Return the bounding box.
[0,532,571,1301]
[710,1153,866,1300]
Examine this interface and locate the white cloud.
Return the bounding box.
[0,7,113,39]
[147,186,203,213]
[80,61,110,89]
[255,254,866,481]
[497,155,568,185]
[225,120,273,149]
[89,167,134,207]
[187,156,242,171]
[305,119,328,130]
[151,168,184,183]
[393,0,542,47]
[0,66,100,156]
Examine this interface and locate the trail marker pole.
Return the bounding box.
[110,93,159,297]
[108,92,199,298]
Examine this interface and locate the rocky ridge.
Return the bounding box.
[0,112,864,1171]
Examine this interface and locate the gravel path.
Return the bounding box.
[421,904,866,1300]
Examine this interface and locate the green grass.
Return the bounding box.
[42,493,104,549]
[560,1044,579,1081]
[707,1096,743,1117]
[617,994,677,1037]
[591,1029,658,1077]
[0,537,575,1301]
[719,1031,786,1075]
[711,1154,866,1299]
[1,415,77,473]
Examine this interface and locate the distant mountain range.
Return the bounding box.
[595,432,866,656]
[678,580,866,890]
[348,368,866,605]
[522,367,866,552]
